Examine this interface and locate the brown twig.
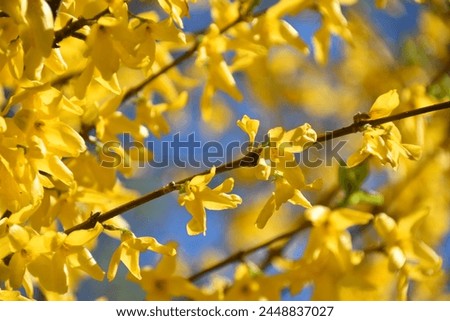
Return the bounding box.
[315,100,450,143]
[63,150,260,234]
[63,100,450,235]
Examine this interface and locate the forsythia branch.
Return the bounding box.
[64,100,450,235]
[316,100,450,143]
[63,150,260,234]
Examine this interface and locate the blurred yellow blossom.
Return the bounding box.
[304,206,373,271]
[374,210,442,299]
[221,263,286,300]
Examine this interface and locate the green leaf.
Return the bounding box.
[348,190,384,206]
[338,161,369,196]
[428,75,450,100]
[337,161,383,207]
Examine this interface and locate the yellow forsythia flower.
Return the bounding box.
[222,263,286,300]
[178,166,242,235]
[374,210,442,300]
[236,115,320,228]
[374,210,442,275]
[304,206,373,271]
[1,222,105,294]
[347,90,422,169]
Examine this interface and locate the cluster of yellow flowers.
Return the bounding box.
[0,0,448,300]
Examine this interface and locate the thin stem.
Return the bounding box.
[315,100,450,143]
[121,43,200,103]
[63,150,259,234]
[63,100,450,235]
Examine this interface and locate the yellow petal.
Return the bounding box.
[27,252,67,293]
[267,126,284,142]
[396,270,408,301]
[26,0,54,58]
[34,155,74,186]
[256,194,276,229]
[138,237,176,256]
[374,213,397,241]
[0,290,31,301]
[211,60,243,101]
[107,244,124,281]
[305,206,330,226]
[40,120,86,157]
[8,224,30,251]
[411,240,442,271]
[312,24,330,65]
[67,248,104,281]
[200,83,215,121]
[279,20,309,54]
[152,18,186,43]
[274,178,295,209]
[347,150,369,168]
[212,177,235,193]
[154,242,178,275]
[45,49,68,74]
[0,117,6,133]
[282,165,307,190]
[185,198,207,235]
[190,166,216,186]
[120,246,142,280]
[255,157,271,180]
[388,246,406,270]
[396,208,428,239]
[86,25,120,80]
[401,143,422,160]
[375,0,388,9]
[289,189,313,208]
[201,188,242,210]
[64,222,103,247]
[368,90,399,119]
[9,252,27,288]
[330,208,373,231]
[8,39,24,79]
[281,123,317,153]
[157,0,189,28]
[0,235,11,259]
